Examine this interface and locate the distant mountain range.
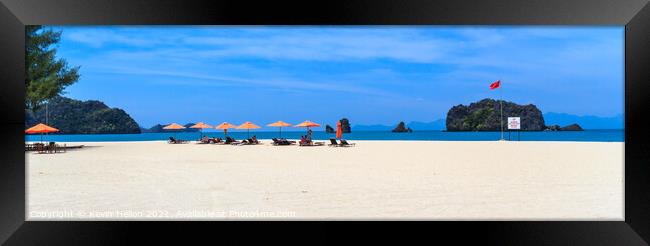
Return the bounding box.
[354,119,446,131]
[353,113,623,131]
[140,123,201,133]
[543,112,623,130]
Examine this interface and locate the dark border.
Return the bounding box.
[1,0,649,245]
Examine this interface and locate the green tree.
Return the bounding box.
[25,25,80,112]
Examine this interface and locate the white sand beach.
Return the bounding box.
[26,140,623,220]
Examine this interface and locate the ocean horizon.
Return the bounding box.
[25,129,624,142]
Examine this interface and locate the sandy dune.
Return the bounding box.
[26,140,623,220]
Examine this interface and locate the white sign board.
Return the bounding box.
[507,117,521,130]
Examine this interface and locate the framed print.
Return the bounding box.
[0,0,649,245]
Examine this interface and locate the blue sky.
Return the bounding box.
[52,26,624,129]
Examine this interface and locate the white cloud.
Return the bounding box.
[59,26,623,117]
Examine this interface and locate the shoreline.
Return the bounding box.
[24,129,625,143]
[26,139,625,144]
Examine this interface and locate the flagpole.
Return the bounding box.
[500,83,504,140]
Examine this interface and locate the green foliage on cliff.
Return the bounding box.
[446,98,546,131]
[25,96,141,134]
[462,107,496,131]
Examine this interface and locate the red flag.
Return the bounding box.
[489,80,500,90]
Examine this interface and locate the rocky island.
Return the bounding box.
[325,118,352,133]
[446,98,583,131]
[25,96,141,134]
[325,125,335,133]
[544,123,584,131]
[392,121,413,133]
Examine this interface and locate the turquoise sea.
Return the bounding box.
[25,129,624,142]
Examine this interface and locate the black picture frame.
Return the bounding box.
[1,0,649,245]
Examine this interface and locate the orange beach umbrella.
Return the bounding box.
[294,120,320,139]
[190,122,213,139]
[294,120,320,128]
[163,123,186,130]
[163,123,186,138]
[336,120,343,139]
[267,121,291,138]
[215,122,237,138]
[190,122,212,129]
[25,123,59,143]
[25,123,59,134]
[237,121,261,138]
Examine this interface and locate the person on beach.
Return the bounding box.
[300,135,307,145]
[307,129,313,142]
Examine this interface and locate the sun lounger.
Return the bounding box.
[209,138,223,144]
[235,138,260,146]
[25,143,38,151]
[237,139,250,145]
[168,137,188,144]
[339,139,356,147]
[225,137,240,145]
[272,138,284,145]
[271,138,294,146]
[33,142,67,154]
[299,140,325,146]
[328,138,339,147]
[247,138,260,145]
[36,143,46,154]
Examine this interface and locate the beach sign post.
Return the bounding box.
[507,117,521,141]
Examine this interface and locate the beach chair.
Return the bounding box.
[328,138,340,147]
[226,137,240,145]
[339,139,356,147]
[299,139,325,146]
[248,137,260,145]
[36,143,46,154]
[210,138,223,144]
[54,143,67,153]
[48,142,56,153]
[197,137,210,144]
[272,138,295,146]
[168,137,179,144]
[168,137,188,144]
